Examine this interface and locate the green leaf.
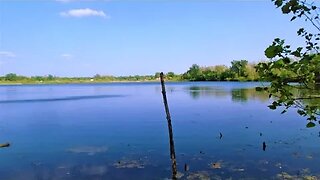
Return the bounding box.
[306,122,316,128]
[291,51,301,57]
[283,57,291,63]
[274,0,283,7]
[265,46,278,58]
[297,28,304,35]
[297,109,306,116]
[255,87,263,91]
[281,3,291,14]
[268,104,277,110]
[281,110,287,114]
[290,16,296,21]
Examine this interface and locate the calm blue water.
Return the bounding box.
[0,82,319,179]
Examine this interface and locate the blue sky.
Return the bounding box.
[0,0,315,77]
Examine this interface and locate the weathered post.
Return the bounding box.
[160,72,177,179]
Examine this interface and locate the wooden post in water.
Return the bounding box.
[160,72,177,180]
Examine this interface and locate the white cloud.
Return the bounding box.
[61,53,73,59]
[60,8,109,18]
[0,51,16,58]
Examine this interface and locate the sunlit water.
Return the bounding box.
[0,82,319,179]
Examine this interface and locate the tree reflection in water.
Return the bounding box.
[187,86,269,102]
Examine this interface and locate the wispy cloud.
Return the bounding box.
[61,53,73,59]
[0,51,16,58]
[60,8,109,18]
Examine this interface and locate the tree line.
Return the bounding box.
[0,60,259,84]
[182,60,259,81]
[0,58,318,84]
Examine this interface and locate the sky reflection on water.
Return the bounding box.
[0,82,319,179]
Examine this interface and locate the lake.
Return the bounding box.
[0,82,319,179]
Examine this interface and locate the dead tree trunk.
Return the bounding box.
[160,72,177,180]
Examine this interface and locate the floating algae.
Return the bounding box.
[231,168,245,172]
[113,159,145,169]
[77,165,108,176]
[276,172,319,180]
[176,172,184,179]
[164,172,184,180]
[187,171,211,180]
[66,146,108,155]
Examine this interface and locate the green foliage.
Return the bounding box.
[245,63,260,81]
[0,73,184,84]
[256,0,320,126]
[183,64,204,81]
[4,73,29,81]
[0,60,262,84]
[154,72,161,79]
[182,61,259,82]
[47,75,54,81]
[94,74,102,79]
[5,73,18,81]
[230,60,248,77]
[306,122,316,128]
[166,72,175,79]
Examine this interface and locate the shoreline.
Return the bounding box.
[0,80,262,86]
[0,80,174,85]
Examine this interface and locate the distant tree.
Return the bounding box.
[245,63,259,81]
[183,64,204,81]
[155,72,161,79]
[47,74,54,81]
[221,69,236,81]
[212,65,228,80]
[230,60,248,78]
[166,72,175,79]
[94,74,101,79]
[32,76,44,81]
[202,68,217,81]
[213,65,228,74]
[5,73,18,81]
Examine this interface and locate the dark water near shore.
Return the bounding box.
[0,82,319,179]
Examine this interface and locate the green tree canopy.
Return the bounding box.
[5,73,18,81]
[230,60,248,77]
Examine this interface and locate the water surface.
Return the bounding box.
[0,82,319,179]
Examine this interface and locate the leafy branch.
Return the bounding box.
[257,0,320,127]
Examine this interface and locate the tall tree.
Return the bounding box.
[183,64,204,81]
[230,60,248,77]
